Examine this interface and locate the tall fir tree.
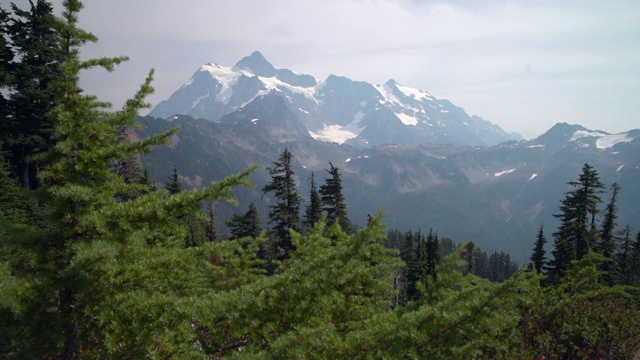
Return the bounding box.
[262,148,301,262]
[550,163,604,280]
[1,0,63,189]
[303,171,322,230]
[319,161,351,232]
[530,224,547,274]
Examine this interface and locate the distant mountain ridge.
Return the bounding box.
[138,100,640,262]
[149,51,522,147]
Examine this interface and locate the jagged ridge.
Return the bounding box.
[149,51,523,147]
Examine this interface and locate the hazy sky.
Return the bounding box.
[4,0,640,138]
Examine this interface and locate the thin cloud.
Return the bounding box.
[2,0,639,137]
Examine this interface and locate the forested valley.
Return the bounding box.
[1,1,639,358]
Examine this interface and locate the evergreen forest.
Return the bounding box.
[1,1,639,358]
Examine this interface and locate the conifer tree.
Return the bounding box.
[631,230,640,287]
[599,183,620,285]
[414,230,429,285]
[401,230,415,263]
[163,165,213,247]
[165,165,182,195]
[550,163,604,279]
[530,224,547,274]
[426,228,440,279]
[226,202,262,240]
[401,230,417,302]
[548,235,572,282]
[0,1,255,356]
[1,0,63,189]
[0,150,25,224]
[262,148,301,261]
[140,167,157,191]
[319,161,351,232]
[303,171,322,230]
[615,225,634,285]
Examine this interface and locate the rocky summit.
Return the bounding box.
[149,51,522,147]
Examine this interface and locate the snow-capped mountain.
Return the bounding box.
[149,51,522,147]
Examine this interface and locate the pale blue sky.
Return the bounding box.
[3,0,639,138]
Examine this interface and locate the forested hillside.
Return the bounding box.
[1,1,639,358]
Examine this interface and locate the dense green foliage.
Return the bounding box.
[226,202,262,240]
[0,0,63,189]
[1,1,639,358]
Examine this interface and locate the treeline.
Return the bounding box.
[530,163,640,289]
[1,1,640,359]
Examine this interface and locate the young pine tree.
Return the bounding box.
[530,223,547,274]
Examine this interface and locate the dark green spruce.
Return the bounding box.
[319,161,351,232]
[262,148,301,262]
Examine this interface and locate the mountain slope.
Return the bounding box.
[136,114,640,262]
[149,51,522,147]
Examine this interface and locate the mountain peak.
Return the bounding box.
[150,52,525,147]
[535,122,588,145]
[234,51,277,77]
